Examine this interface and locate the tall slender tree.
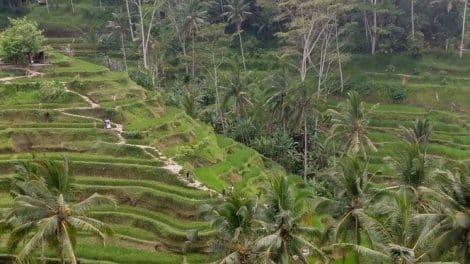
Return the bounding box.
[221,0,252,72]
[183,0,207,79]
[328,91,377,159]
[461,0,468,58]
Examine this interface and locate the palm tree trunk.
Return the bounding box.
[125,0,135,41]
[411,0,415,40]
[303,114,308,182]
[237,25,247,72]
[182,38,189,75]
[355,216,361,264]
[192,31,196,79]
[335,18,344,93]
[120,32,128,72]
[363,10,368,40]
[41,239,46,264]
[99,0,102,9]
[461,0,468,59]
[212,53,225,133]
[46,0,49,13]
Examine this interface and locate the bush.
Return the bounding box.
[39,81,66,101]
[386,83,407,103]
[344,74,373,96]
[130,69,154,90]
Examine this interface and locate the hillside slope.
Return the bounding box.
[0,52,279,263]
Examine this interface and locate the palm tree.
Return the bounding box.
[221,0,252,71]
[430,164,470,263]
[183,0,207,79]
[222,61,254,118]
[315,157,378,264]
[5,158,116,264]
[385,143,431,213]
[399,118,432,154]
[264,65,294,134]
[337,190,443,264]
[328,91,377,159]
[201,191,258,264]
[255,175,325,263]
[386,119,433,213]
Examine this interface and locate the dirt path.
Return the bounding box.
[0,68,44,83]
[64,86,99,108]
[60,87,215,193]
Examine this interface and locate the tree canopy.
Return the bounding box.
[0,17,45,64]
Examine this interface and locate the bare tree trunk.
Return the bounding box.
[120,32,128,72]
[136,1,147,68]
[99,0,102,9]
[411,0,415,40]
[238,25,247,72]
[371,0,377,55]
[70,0,75,14]
[125,0,135,41]
[135,0,158,69]
[461,0,468,58]
[46,0,50,13]
[335,18,344,93]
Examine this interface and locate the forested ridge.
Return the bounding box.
[0,0,469,263]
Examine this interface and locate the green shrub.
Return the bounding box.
[344,73,373,96]
[130,70,153,90]
[386,83,407,103]
[39,81,66,101]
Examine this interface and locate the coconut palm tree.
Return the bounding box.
[221,0,252,71]
[183,0,207,79]
[328,91,377,159]
[399,118,432,154]
[264,65,295,134]
[315,157,378,264]
[222,61,254,118]
[255,175,325,263]
[284,79,324,182]
[429,164,470,263]
[386,120,432,213]
[201,191,258,264]
[336,190,444,264]
[5,158,115,264]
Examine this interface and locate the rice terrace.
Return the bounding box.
[0,0,469,263]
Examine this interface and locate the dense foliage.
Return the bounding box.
[0,17,44,64]
[0,0,469,263]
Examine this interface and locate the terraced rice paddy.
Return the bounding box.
[0,51,271,263]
